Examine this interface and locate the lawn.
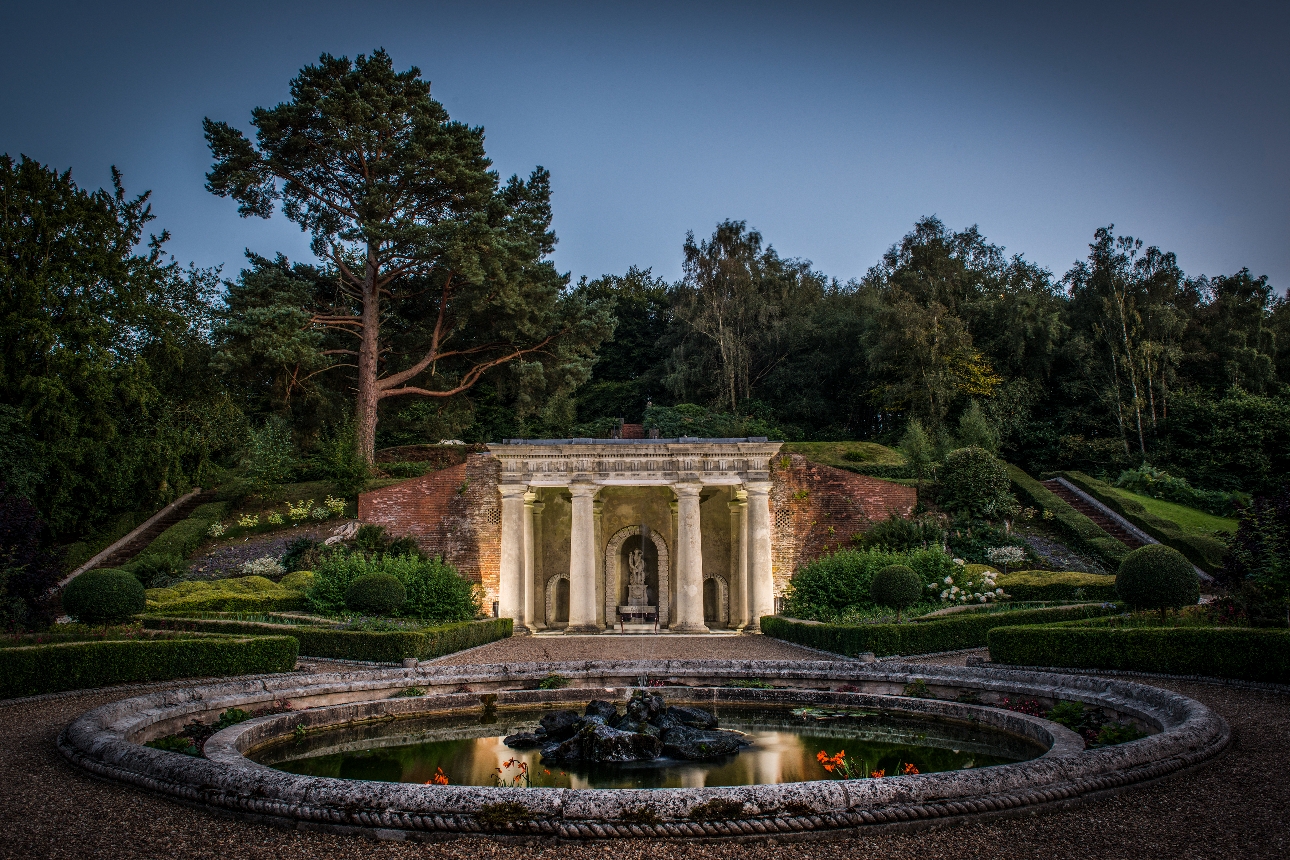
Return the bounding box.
[780,441,904,469]
[1105,487,1238,536]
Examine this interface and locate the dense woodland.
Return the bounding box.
[1,50,1288,572]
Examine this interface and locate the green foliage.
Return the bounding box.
[898,419,936,486]
[0,155,242,539]
[1064,472,1226,573]
[63,569,146,625]
[242,418,297,495]
[762,603,1120,658]
[1116,545,1201,613]
[142,616,511,662]
[1155,392,1290,496]
[280,538,323,573]
[853,514,945,552]
[144,575,308,614]
[783,547,956,622]
[957,401,1000,453]
[0,486,63,629]
[214,707,251,729]
[345,573,407,615]
[278,570,315,591]
[309,552,479,622]
[124,553,188,589]
[1008,465,1127,569]
[641,403,782,440]
[354,524,391,554]
[945,518,1029,566]
[0,633,298,697]
[1223,487,1290,623]
[1115,464,1247,517]
[143,502,231,560]
[317,421,370,496]
[938,447,1016,519]
[987,624,1290,683]
[996,571,1118,602]
[538,674,570,689]
[870,565,923,617]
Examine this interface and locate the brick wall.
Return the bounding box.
[769,453,917,594]
[358,453,501,601]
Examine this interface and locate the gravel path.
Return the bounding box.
[424,633,836,665]
[2,645,1286,859]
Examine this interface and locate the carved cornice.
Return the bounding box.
[486,441,782,487]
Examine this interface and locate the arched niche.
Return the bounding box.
[703,572,730,627]
[603,525,669,627]
[545,572,570,627]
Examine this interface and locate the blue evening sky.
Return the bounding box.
[2,1,1286,290]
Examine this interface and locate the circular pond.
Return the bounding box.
[253,704,1043,789]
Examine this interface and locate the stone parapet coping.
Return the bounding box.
[58,660,1228,842]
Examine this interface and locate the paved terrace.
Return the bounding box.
[1,637,1286,859]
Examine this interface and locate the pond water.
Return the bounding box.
[253,705,1044,789]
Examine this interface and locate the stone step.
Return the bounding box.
[1040,479,1145,549]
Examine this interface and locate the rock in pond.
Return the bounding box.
[538,709,583,741]
[661,725,750,760]
[542,722,663,764]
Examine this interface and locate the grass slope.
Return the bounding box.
[1105,487,1238,536]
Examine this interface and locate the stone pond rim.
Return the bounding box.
[57,659,1229,842]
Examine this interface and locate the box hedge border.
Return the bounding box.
[987,624,1290,684]
[1060,471,1227,574]
[1008,465,1127,570]
[996,570,1119,602]
[141,616,512,662]
[761,603,1121,658]
[0,633,298,698]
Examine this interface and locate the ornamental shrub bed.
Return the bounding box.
[142,616,512,662]
[141,501,231,559]
[308,552,479,623]
[988,624,1290,683]
[0,632,298,698]
[782,547,957,622]
[145,574,311,614]
[1008,466,1128,569]
[762,604,1120,658]
[996,570,1118,602]
[1060,472,1227,574]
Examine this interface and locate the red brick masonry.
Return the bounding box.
[359,450,915,601]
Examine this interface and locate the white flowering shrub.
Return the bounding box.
[324,495,346,516]
[986,545,1026,573]
[240,556,286,578]
[929,559,1006,604]
[207,522,227,538]
[237,513,260,528]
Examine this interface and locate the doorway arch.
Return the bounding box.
[603,525,670,627]
[703,572,730,627]
[545,572,570,626]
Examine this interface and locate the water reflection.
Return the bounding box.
[255,707,1040,789]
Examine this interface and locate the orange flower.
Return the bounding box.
[430,767,449,785]
[902,763,919,775]
[870,769,885,779]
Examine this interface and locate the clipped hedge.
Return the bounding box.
[1008,465,1127,569]
[142,616,512,662]
[0,633,298,698]
[141,501,231,559]
[1061,472,1227,574]
[145,574,309,614]
[988,625,1290,683]
[996,570,1118,602]
[762,604,1121,658]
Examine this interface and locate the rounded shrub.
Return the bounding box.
[938,447,1014,518]
[870,564,924,621]
[1116,544,1200,616]
[62,569,146,625]
[344,572,407,616]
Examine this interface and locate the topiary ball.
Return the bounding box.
[1116,545,1200,613]
[870,564,923,611]
[345,572,406,616]
[62,568,146,625]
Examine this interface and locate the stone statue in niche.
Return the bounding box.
[626,548,649,605]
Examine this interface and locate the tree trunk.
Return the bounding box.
[355,246,381,465]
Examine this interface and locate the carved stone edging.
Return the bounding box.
[58,660,1229,842]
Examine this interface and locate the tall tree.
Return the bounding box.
[205,49,610,462]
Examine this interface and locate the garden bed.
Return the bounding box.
[142,616,512,662]
[0,630,298,698]
[762,604,1122,658]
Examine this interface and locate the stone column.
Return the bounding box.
[567,482,601,633]
[593,498,605,628]
[729,490,749,631]
[671,482,708,633]
[668,499,679,627]
[498,484,528,626]
[530,500,545,628]
[745,480,774,632]
[521,491,539,633]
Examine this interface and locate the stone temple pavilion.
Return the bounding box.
[359,438,918,634]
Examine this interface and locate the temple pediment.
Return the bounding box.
[488,439,783,487]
